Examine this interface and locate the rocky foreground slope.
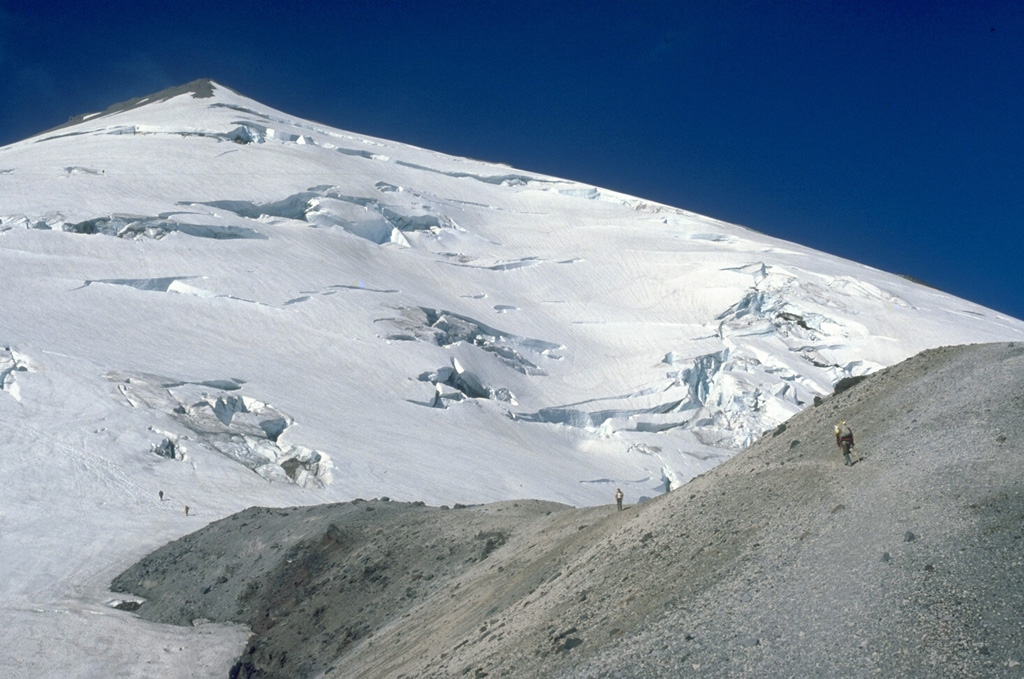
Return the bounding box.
[112,342,1024,678]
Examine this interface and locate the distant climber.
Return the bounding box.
[158,490,164,501]
[835,421,857,465]
[184,505,190,517]
[615,488,624,510]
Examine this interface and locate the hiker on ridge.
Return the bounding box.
[615,488,624,510]
[835,421,855,466]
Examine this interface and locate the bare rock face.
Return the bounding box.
[112,342,1024,678]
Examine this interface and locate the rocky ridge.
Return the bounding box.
[112,342,1024,678]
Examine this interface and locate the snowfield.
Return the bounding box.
[1,80,1022,677]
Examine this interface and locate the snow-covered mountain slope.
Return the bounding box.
[3,78,1023,507]
[1,79,1023,677]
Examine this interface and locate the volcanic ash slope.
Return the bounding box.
[112,341,1024,678]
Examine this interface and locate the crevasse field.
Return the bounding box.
[2,80,1022,678]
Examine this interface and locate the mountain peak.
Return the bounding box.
[51,78,231,133]
[4,75,1024,676]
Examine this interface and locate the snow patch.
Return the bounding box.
[828,276,911,307]
[554,186,646,208]
[558,187,600,199]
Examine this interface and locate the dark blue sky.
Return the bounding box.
[2,1,1022,320]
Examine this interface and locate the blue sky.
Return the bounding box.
[2,1,1022,320]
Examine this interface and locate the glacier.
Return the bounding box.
[1,79,1023,678]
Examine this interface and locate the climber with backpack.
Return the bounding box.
[835,421,858,466]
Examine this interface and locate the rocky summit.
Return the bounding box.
[112,342,1024,678]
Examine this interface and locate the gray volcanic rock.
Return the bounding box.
[111,342,1024,678]
[111,498,575,678]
